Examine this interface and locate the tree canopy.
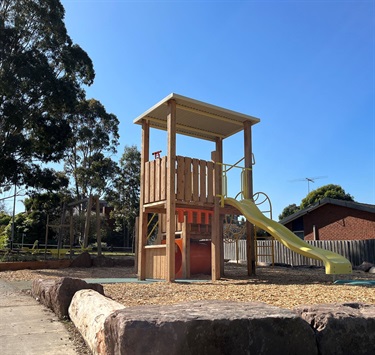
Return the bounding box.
[0,0,94,189]
[300,184,354,209]
[278,184,354,220]
[278,203,300,221]
[0,1,128,249]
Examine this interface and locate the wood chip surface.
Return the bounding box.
[1,263,374,309]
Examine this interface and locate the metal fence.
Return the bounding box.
[224,239,375,266]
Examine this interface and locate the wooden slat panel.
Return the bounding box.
[176,156,185,201]
[192,159,199,202]
[207,161,214,203]
[155,158,161,201]
[161,157,167,200]
[145,246,167,279]
[145,248,152,278]
[184,157,192,202]
[144,162,150,204]
[161,213,166,234]
[156,249,164,279]
[149,160,155,203]
[155,249,161,279]
[199,160,206,203]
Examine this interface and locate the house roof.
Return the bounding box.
[133,93,261,142]
[279,198,375,225]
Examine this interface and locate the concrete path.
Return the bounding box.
[0,279,77,355]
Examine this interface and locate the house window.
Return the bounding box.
[292,217,304,238]
[293,230,305,239]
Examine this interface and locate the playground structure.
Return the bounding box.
[134,93,352,282]
[43,195,102,258]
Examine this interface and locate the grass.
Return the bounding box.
[0,249,134,262]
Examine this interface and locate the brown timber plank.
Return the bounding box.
[155,158,161,202]
[149,160,155,203]
[161,156,167,200]
[199,160,206,203]
[192,159,199,202]
[207,161,214,203]
[144,162,150,204]
[184,157,192,202]
[176,156,185,201]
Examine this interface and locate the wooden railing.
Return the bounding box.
[144,156,216,204]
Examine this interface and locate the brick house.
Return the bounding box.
[279,198,375,241]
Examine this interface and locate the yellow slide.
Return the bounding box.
[224,198,352,275]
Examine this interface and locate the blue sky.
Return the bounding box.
[5,0,375,219]
[64,0,375,219]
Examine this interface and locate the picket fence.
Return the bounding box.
[224,239,375,266]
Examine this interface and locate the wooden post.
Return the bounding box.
[211,138,223,281]
[44,214,49,260]
[244,121,256,276]
[134,217,139,274]
[211,200,221,281]
[182,215,190,278]
[215,137,225,277]
[138,120,150,280]
[95,196,102,256]
[58,203,67,257]
[166,99,177,282]
[69,208,74,258]
[84,195,92,248]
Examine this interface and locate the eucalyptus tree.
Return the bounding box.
[0,0,94,189]
[64,99,120,201]
[107,145,141,242]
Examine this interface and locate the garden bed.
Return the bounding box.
[0,259,72,271]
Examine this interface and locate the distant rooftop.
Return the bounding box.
[133,93,261,142]
[280,198,375,224]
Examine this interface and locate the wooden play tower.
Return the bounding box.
[134,93,260,281]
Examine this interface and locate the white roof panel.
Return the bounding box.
[133,93,260,141]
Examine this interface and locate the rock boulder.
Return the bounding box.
[353,261,374,272]
[295,303,375,355]
[69,289,126,355]
[70,251,92,268]
[32,277,104,319]
[104,300,317,355]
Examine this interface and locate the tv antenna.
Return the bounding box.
[290,176,327,193]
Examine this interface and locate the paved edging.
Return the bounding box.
[0,279,77,355]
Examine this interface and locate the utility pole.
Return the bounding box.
[10,183,16,250]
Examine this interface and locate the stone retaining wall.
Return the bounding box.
[32,278,375,355]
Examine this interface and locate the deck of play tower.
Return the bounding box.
[134,93,260,282]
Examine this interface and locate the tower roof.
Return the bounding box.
[133,93,260,142]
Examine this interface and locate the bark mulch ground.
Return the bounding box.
[1,262,374,354]
[1,263,374,309]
